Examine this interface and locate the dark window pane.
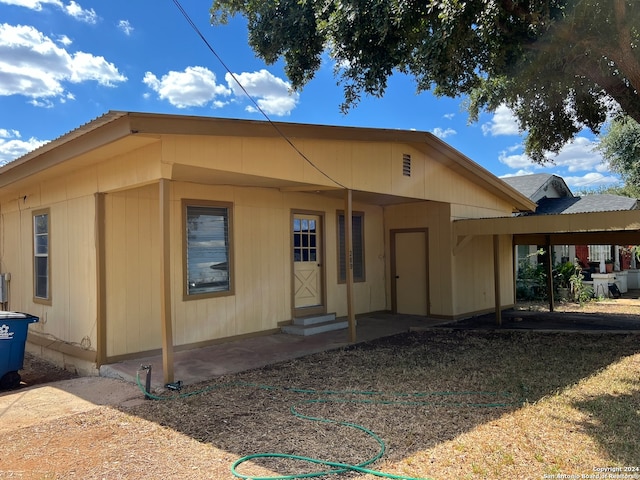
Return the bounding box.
[35,257,48,298]
[337,212,364,282]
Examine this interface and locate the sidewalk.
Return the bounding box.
[99,312,449,390]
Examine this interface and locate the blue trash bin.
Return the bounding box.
[0,312,39,389]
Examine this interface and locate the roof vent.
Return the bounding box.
[402,154,411,177]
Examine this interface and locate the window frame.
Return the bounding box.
[336,210,365,284]
[33,208,51,305]
[182,199,234,300]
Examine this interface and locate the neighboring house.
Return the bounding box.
[0,111,535,377]
[503,173,640,272]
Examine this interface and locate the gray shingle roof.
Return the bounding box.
[528,194,639,215]
[501,173,572,201]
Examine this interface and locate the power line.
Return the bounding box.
[171,0,346,189]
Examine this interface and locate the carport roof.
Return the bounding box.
[454,209,640,246]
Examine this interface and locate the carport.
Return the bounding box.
[453,210,640,324]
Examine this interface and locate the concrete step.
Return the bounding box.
[282,314,347,336]
[292,313,336,326]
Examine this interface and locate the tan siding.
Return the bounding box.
[105,185,161,357]
[452,234,514,315]
[390,145,426,199]
[0,189,97,351]
[164,135,517,212]
[451,201,515,220]
[384,201,453,317]
[97,143,163,192]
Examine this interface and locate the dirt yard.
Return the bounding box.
[2,298,639,479]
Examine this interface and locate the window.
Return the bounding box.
[337,211,365,283]
[589,245,611,263]
[33,210,50,303]
[183,201,233,298]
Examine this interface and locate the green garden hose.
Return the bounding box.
[136,370,517,480]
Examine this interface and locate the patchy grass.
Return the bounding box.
[3,329,640,479]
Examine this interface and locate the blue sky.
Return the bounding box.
[0,0,620,191]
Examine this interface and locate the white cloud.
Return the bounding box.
[498,149,535,170]
[544,136,605,173]
[443,113,455,120]
[64,1,96,23]
[498,135,607,174]
[0,128,47,165]
[118,20,133,36]
[0,24,126,102]
[432,127,456,139]
[0,0,60,10]
[0,0,97,23]
[225,69,299,116]
[563,172,620,189]
[143,66,232,109]
[482,104,520,136]
[57,34,72,46]
[500,170,536,179]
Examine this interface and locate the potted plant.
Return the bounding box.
[605,259,614,273]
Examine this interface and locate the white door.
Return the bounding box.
[393,230,428,315]
[293,214,323,311]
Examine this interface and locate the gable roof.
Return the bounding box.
[0,111,535,212]
[501,173,572,202]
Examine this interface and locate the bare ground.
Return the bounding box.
[2,299,640,480]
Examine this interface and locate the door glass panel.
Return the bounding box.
[293,216,319,264]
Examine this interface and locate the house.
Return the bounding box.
[0,111,575,380]
[502,173,640,297]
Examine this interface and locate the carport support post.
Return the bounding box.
[493,235,502,326]
[345,189,356,343]
[545,236,555,313]
[159,179,175,384]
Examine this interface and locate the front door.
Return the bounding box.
[392,229,429,315]
[293,213,324,315]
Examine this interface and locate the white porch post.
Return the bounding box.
[159,179,174,384]
[344,189,356,342]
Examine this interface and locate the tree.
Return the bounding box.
[597,116,640,191]
[211,0,640,163]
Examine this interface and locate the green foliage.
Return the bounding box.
[573,183,640,198]
[211,0,640,163]
[554,261,576,289]
[516,258,548,301]
[569,266,594,305]
[597,116,640,190]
